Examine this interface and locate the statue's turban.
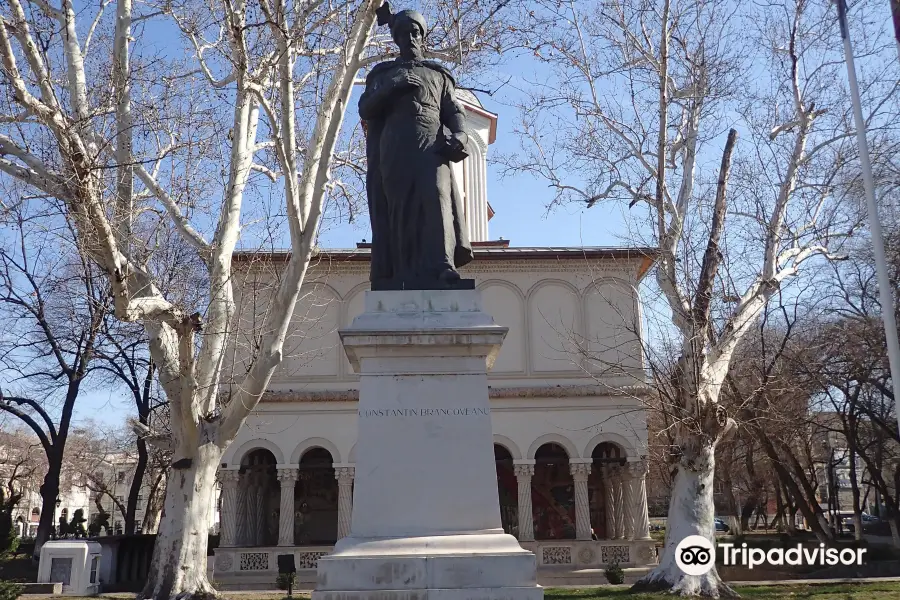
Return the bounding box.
[392,9,427,36]
[376,3,428,37]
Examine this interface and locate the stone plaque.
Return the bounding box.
[49,557,73,587]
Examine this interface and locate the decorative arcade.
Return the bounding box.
[213,439,655,581]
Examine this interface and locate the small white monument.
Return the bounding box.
[37,540,102,596]
[313,289,542,600]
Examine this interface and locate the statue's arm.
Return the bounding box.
[440,77,469,146]
[359,71,392,120]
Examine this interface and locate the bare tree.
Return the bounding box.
[0,428,42,549]
[0,198,110,559]
[721,299,836,544]
[93,318,167,535]
[0,0,511,595]
[501,0,898,594]
[802,226,900,545]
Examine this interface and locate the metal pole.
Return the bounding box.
[837,0,900,434]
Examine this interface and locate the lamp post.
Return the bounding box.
[821,440,836,537]
[52,496,61,539]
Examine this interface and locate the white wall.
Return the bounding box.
[222,252,652,469]
[226,254,648,393]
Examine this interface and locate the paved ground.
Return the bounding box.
[185,576,900,595]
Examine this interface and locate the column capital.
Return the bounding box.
[569,462,591,480]
[512,459,536,466]
[610,463,628,478]
[335,465,355,482]
[218,469,241,486]
[626,460,649,478]
[513,463,535,478]
[277,467,299,484]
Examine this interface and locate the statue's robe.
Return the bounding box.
[360,58,473,287]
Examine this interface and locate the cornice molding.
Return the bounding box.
[258,383,653,404]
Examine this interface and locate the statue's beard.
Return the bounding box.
[399,43,424,60]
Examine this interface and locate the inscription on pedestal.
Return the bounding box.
[358,407,490,418]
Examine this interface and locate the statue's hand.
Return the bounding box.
[447,131,468,153]
[391,70,424,91]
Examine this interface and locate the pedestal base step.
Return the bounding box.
[311,586,544,600]
[313,534,543,599]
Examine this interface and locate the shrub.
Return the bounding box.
[275,572,297,591]
[0,526,19,557]
[0,581,24,600]
[15,539,34,560]
[604,560,625,584]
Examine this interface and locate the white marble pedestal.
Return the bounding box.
[312,290,542,600]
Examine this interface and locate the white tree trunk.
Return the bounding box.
[635,444,736,598]
[889,517,900,549]
[143,441,221,599]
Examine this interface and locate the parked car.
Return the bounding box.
[714,518,730,533]
[842,512,880,532]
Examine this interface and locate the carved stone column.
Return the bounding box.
[629,460,652,540]
[218,470,241,547]
[513,463,535,542]
[335,466,355,540]
[248,473,266,546]
[622,464,637,540]
[602,466,616,540]
[277,468,299,546]
[235,471,249,546]
[570,462,593,541]
[613,465,626,539]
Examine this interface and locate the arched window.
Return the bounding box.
[533,443,575,540]
[295,448,337,545]
[494,444,518,536]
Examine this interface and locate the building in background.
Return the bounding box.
[0,429,217,538]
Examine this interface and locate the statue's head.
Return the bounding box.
[377,3,427,60]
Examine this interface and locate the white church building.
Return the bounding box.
[212,93,658,585]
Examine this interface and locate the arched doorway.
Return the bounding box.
[494,445,518,536]
[241,448,279,546]
[589,442,626,540]
[533,443,575,540]
[295,448,338,544]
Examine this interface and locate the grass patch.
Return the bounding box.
[18,582,900,600]
[0,554,38,583]
[544,582,900,599]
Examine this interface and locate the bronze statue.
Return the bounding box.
[359,2,474,290]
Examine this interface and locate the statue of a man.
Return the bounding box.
[359,3,474,290]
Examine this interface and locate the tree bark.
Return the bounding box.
[141,470,165,535]
[125,437,149,535]
[142,441,220,599]
[634,445,737,597]
[890,514,900,548]
[33,463,61,561]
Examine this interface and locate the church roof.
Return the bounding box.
[456,88,484,108]
[234,245,658,280]
[235,245,656,261]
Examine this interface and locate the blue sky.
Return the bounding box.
[75,83,634,427]
[321,51,634,250]
[36,0,900,428]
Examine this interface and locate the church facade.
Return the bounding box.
[212,94,658,586]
